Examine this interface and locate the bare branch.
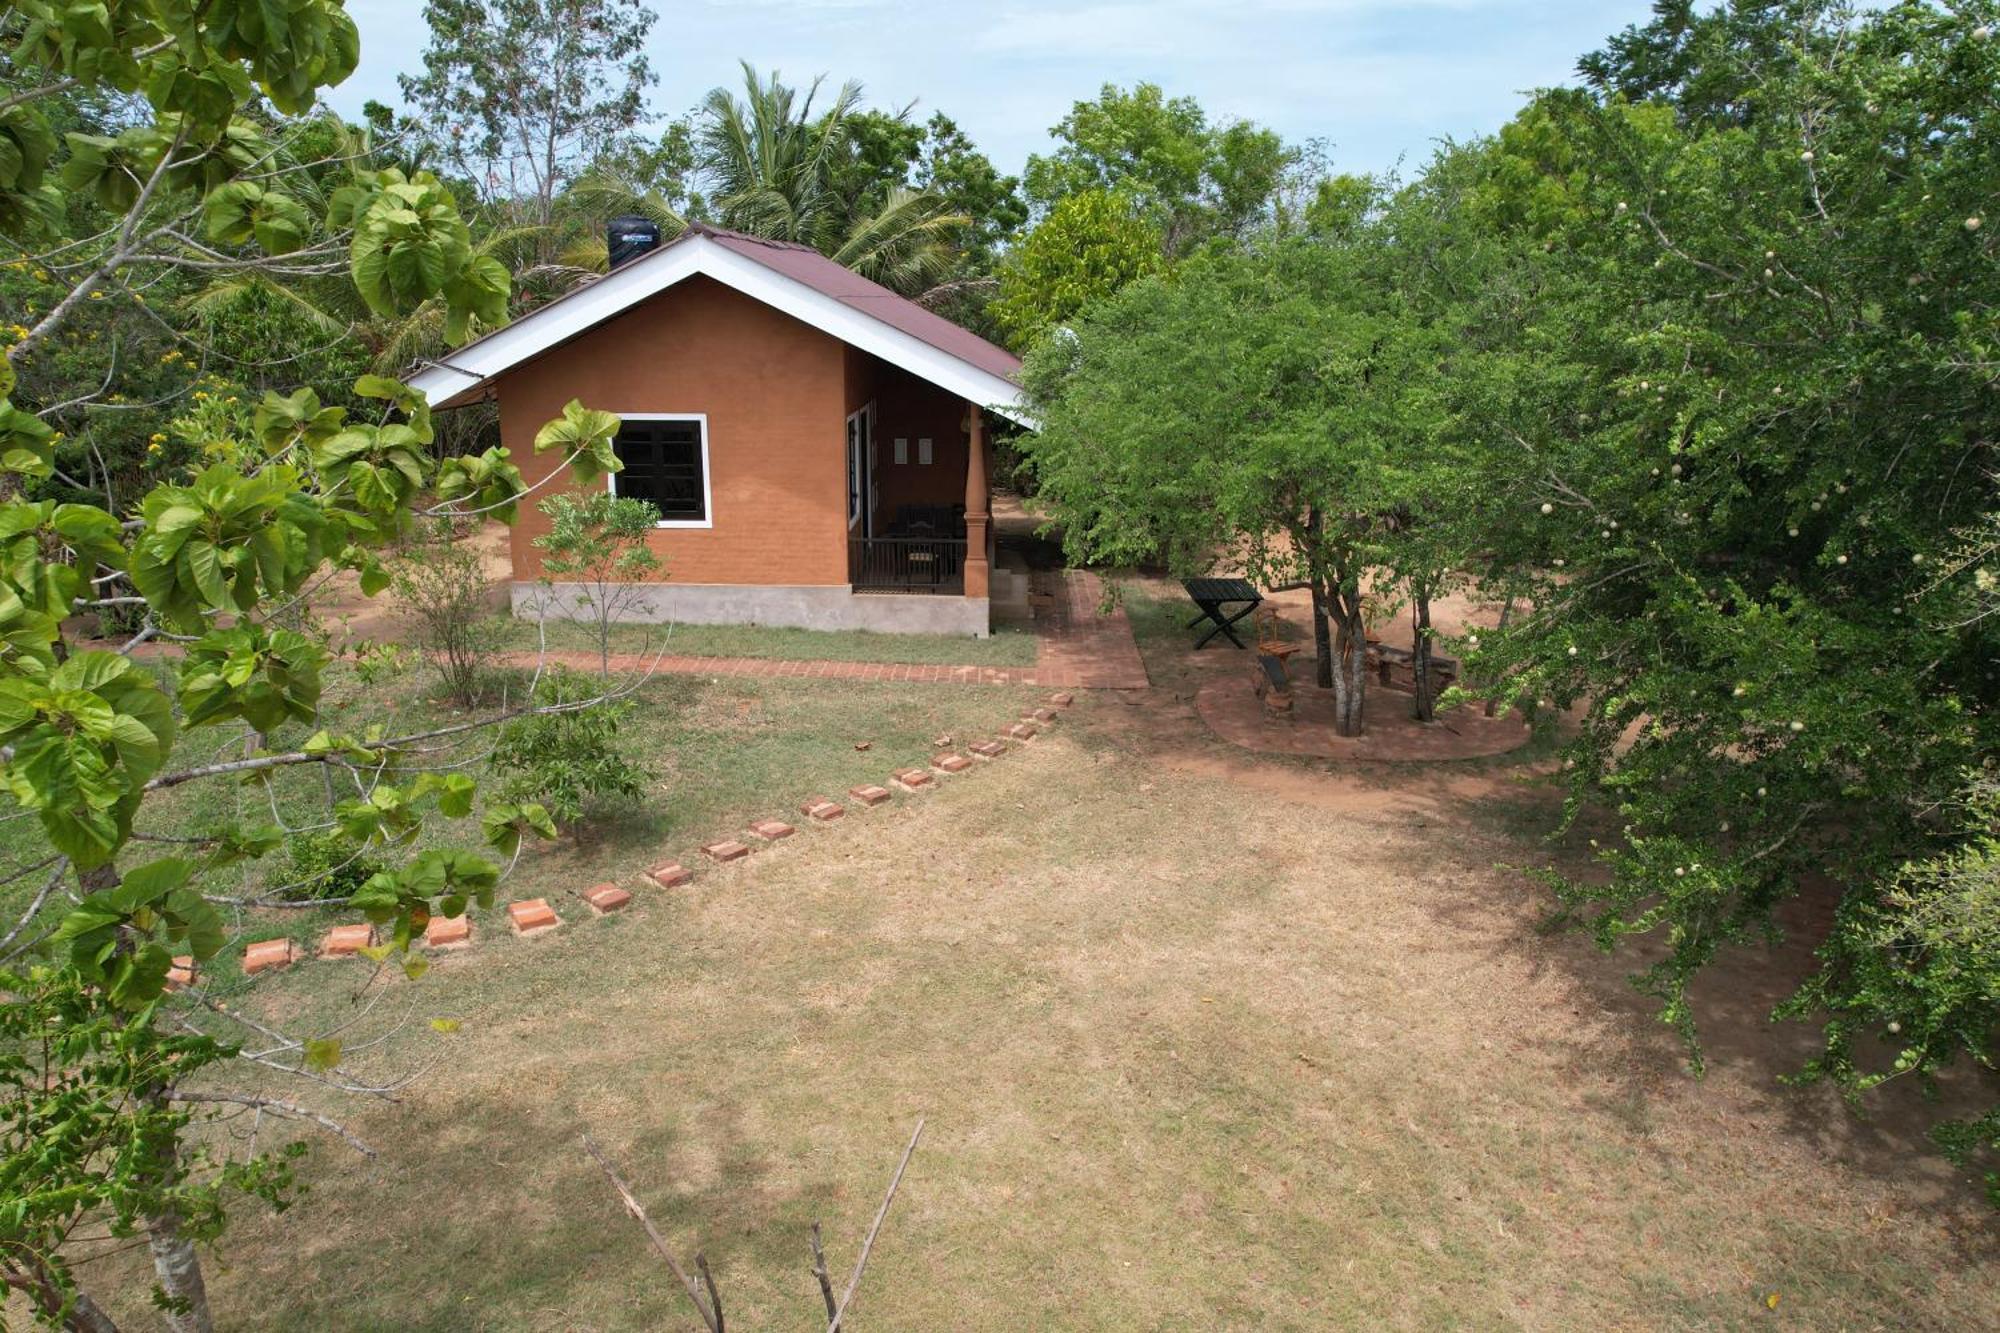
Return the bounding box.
[581,1135,721,1333]
[810,1222,837,1323]
[0,859,68,961]
[695,1252,725,1333]
[162,1090,376,1158]
[829,1117,925,1333]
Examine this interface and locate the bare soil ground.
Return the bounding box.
[70,689,1998,1330]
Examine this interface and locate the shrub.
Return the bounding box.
[391,522,497,707]
[267,829,386,901]
[532,490,664,675]
[489,667,648,830]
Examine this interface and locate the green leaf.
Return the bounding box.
[533,401,623,486]
[436,773,476,818]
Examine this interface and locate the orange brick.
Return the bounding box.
[319,923,374,959]
[932,753,972,774]
[508,898,561,935]
[583,883,632,915]
[648,861,692,888]
[747,819,796,841]
[847,784,892,807]
[891,768,933,791]
[1005,723,1038,741]
[702,839,750,862]
[968,740,1006,759]
[242,938,297,975]
[800,797,845,822]
[1047,692,1074,707]
[166,955,196,988]
[423,912,472,950]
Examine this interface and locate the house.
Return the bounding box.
[406,221,1029,638]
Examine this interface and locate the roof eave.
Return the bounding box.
[407,233,1031,425]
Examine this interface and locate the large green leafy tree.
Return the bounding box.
[1022,82,1297,252]
[1442,0,2000,1194]
[990,190,1165,351]
[0,6,629,1326]
[1018,241,1442,735]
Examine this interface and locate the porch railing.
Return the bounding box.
[850,535,966,594]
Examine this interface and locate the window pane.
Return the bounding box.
[612,419,705,521]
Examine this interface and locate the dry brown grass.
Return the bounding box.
[75,700,2000,1330]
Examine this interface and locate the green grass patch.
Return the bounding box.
[491,614,1038,667]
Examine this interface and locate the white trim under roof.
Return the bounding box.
[407,232,1029,423]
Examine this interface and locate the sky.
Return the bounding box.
[329,0,1663,181]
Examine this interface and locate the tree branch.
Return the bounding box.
[581,1135,721,1333]
[828,1117,924,1333]
[161,1090,376,1158]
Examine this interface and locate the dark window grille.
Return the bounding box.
[612,419,705,521]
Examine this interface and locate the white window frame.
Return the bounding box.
[604,412,713,529]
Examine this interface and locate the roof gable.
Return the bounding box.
[407,225,1027,421]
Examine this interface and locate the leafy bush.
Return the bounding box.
[391,523,497,706]
[489,667,648,830]
[532,489,663,675]
[267,829,386,901]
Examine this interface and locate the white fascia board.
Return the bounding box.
[692,244,1031,424]
[407,234,1031,425]
[406,240,708,405]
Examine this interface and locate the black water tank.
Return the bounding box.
[606,215,661,269]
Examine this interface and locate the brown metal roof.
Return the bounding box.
[681,223,1022,381]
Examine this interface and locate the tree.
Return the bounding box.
[531,489,662,675]
[990,190,1164,350]
[0,7,628,1324]
[1018,242,1438,735]
[691,63,965,295]
[1434,0,2000,1186]
[399,0,657,236]
[914,113,1027,273]
[1022,83,1296,252]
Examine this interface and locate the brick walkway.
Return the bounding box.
[1029,569,1152,691]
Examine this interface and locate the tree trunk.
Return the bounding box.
[6,1261,124,1333]
[1410,587,1435,723]
[147,1209,210,1333]
[1328,583,1367,738]
[64,1288,122,1333]
[145,1146,212,1333]
[1309,577,1334,690]
[1482,598,1513,719]
[1307,507,1333,690]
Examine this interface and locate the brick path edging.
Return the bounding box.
[228,690,1080,987]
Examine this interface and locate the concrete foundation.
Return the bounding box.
[514,582,991,638]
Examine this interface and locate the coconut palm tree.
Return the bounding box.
[578,62,965,296]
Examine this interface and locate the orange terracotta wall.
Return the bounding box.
[494,275,850,586]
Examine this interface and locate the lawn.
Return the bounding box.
[46,682,2000,1330]
[490,613,1039,667]
[0,651,1047,990]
